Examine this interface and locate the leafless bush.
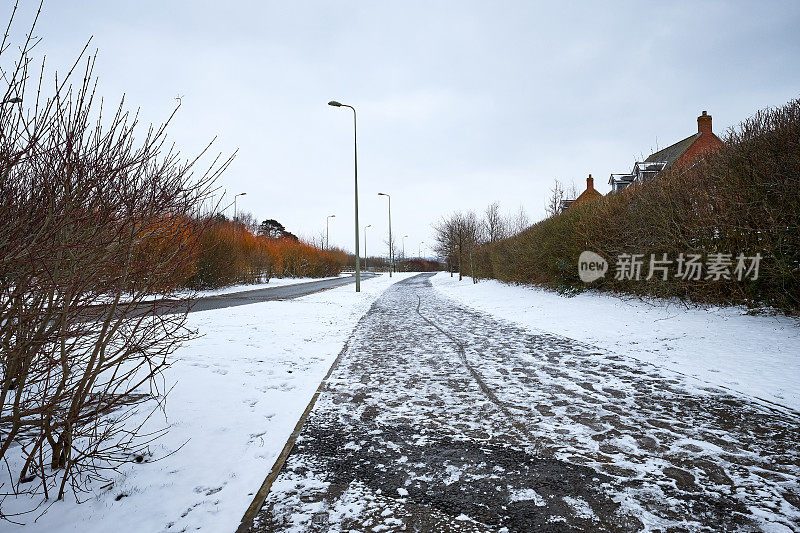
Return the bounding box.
[0,3,231,518]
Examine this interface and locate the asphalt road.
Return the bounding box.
[246,273,800,532]
[118,273,377,316]
[185,273,377,313]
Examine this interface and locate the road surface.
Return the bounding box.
[116,273,377,317]
[245,273,800,532]
[186,273,376,313]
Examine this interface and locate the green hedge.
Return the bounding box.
[476,99,800,313]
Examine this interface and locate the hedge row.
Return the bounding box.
[183,218,347,289]
[134,217,347,290]
[476,98,800,313]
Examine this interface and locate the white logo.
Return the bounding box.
[578,251,608,282]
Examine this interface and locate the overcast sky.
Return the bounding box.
[12,1,800,256]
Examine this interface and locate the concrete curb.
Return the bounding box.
[235,337,352,532]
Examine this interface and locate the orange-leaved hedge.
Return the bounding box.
[184,218,346,289]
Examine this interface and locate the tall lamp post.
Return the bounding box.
[326,214,336,250]
[364,224,372,272]
[233,192,247,221]
[378,192,392,277]
[401,234,408,270]
[419,241,424,259]
[328,100,360,292]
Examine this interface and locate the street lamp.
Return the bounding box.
[326,214,336,250]
[402,235,408,266]
[378,192,392,277]
[1,97,22,105]
[329,100,360,292]
[419,241,425,259]
[233,192,247,220]
[364,224,372,272]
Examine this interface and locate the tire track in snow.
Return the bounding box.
[415,293,542,454]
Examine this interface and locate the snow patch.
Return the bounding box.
[509,488,546,506]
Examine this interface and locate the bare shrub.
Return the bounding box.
[0,3,231,518]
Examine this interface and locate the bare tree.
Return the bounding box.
[509,205,531,235]
[545,179,580,218]
[236,211,259,234]
[545,179,566,218]
[566,180,579,200]
[387,238,401,270]
[460,211,483,283]
[483,202,508,243]
[433,214,458,276]
[433,211,482,282]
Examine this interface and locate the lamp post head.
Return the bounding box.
[328,100,343,107]
[366,224,372,228]
[237,192,247,197]
[329,214,336,218]
[2,97,22,104]
[378,192,388,197]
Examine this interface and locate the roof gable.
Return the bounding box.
[644,133,700,167]
[572,187,603,206]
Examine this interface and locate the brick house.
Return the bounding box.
[560,174,603,212]
[609,111,724,192]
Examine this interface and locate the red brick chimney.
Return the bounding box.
[698,110,712,135]
[586,174,594,191]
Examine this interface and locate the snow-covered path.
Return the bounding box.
[251,274,800,532]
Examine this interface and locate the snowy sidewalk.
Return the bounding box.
[432,273,800,413]
[250,273,800,532]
